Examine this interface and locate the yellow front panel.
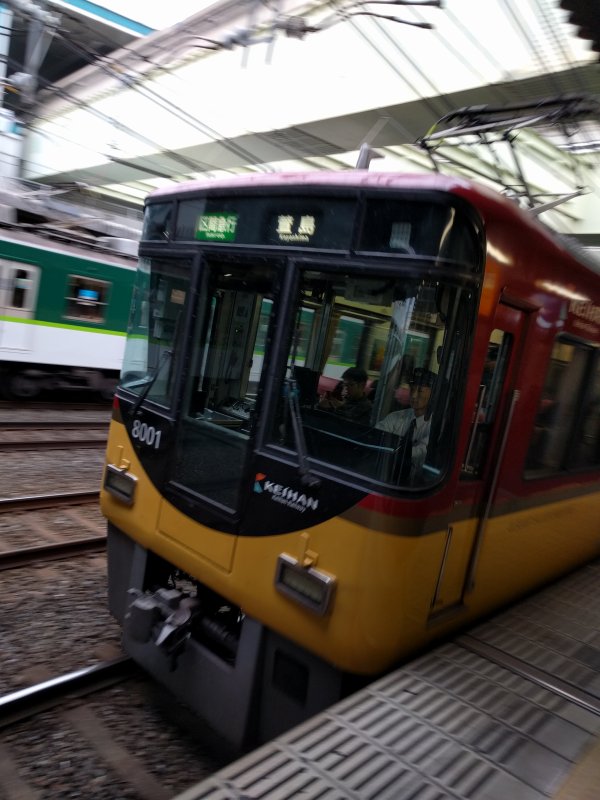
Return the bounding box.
[102,419,600,676]
[158,501,236,572]
[230,519,446,673]
[100,422,161,549]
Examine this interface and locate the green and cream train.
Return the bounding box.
[0,228,137,398]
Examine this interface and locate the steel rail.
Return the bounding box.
[1,420,109,429]
[0,438,107,451]
[0,490,100,513]
[0,535,107,570]
[0,402,110,411]
[0,657,138,729]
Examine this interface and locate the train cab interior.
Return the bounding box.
[119,255,474,503]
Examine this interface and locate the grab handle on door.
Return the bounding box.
[464,389,520,593]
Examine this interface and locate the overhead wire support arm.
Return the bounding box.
[422,96,600,142]
[336,11,435,28]
[202,0,443,52]
[478,131,509,190]
[278,0,443,38]
[417,137,441,173]
[503,131,535,209]
[418,94,600,214]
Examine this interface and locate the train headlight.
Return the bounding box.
[104,464,138,505]
[275,554,336,616]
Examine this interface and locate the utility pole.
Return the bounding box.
[0,1,59,199]
[4,0,60,118]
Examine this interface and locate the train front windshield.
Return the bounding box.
[118,187,479,507]
[273,270,469,488]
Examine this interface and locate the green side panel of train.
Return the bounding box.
[0,237,135,333]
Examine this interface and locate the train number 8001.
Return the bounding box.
[131,420,163,449]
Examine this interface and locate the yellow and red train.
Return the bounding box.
[101,171,600,748]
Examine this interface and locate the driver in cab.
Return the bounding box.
[376,367,436,481]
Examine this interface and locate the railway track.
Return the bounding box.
[0,402,110,412]
[0,415,110,450]
[1,420,109,430]
[0,535,106,570]
[0,658,227,800]
[0,659,180,800]
[0,436,107,451]
[0,412,230,797]
[0,491,106,568]
[0,657,137,729]
[0,490,100,513]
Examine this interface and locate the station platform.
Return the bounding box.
[172,558,600,800]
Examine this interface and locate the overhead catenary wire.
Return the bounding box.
[338,3,596,203]
[1,49,243,183]
[2,0,598,209]
[18,5,386,184]
[49,27,274,172]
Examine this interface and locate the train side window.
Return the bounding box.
[143,202,172,241]
[0,262,37,312]
[571,356,600,469]
[10,269,32,309]
[120,258,191,408]
[462,330,511,478]
[64,276,110,322]
[524,338,590,476]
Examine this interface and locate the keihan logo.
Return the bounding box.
[253,473,319,513]
[254,473,267,493]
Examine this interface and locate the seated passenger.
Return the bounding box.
[376,367,436,481]
[318,366,372,425]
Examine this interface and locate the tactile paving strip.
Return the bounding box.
[463,560,600,707]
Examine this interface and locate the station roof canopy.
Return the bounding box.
[559,0,600,56]
[3,0,600,242]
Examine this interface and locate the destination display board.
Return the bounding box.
[142,191,480,270]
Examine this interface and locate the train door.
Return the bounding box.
[429,300,528,617]
[0,260,39,350]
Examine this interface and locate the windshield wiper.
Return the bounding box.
[285,378,321,488]
[130,349,173,416]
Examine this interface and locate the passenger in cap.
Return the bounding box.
[318,366,372,424]
[376,367,436,481]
